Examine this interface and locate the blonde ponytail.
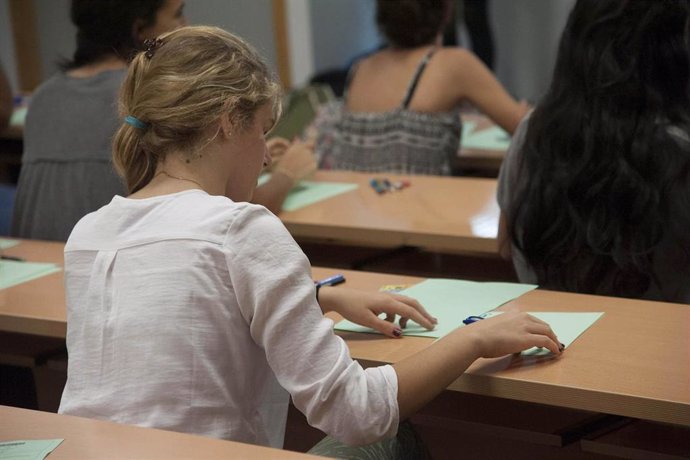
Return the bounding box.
[112,52,158,193]
[110,26,281,194]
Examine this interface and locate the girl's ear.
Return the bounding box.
[133,18,159,42]
[132,18,147,43]
[219,113,234,139]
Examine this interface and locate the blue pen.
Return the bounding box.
[462,315,485,325]
[315,274,346,288]
[369,178,386,194]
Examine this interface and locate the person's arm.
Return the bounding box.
[394,310,561,419]
[497,212,511,260]
[449,48,529,134]
[252,138,317,214]
[228,208,561,445]
[0,62,13,131]
[495,115,531,261]
[317,286,560,420]
[251,172,296,215]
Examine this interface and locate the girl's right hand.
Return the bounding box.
[272,138,317,183]
[463,311,563,357]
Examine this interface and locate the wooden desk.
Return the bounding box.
[1,239,66,338]
[310,268,690,428]
[280,170,499,255]
[0,405,322,459]
[2,239,688,429]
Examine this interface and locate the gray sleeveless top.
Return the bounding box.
[313,49,462,175]
[11,69,126,241]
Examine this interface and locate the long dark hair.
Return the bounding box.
[508,0,690,298]
[61,0,164,70]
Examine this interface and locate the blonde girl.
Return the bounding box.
[59,26,561,454]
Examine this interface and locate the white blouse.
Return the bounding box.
[59,190,399,447]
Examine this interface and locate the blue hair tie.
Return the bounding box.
[124,115,149,130]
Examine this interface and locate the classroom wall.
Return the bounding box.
[492,0,576,102]
[34,0,73,81]
[184,0,278,72]
[300,0,575,102]
[285,0,315,88]
[309,0,379,74]
[4,0,574,100]
[8,0,279,89]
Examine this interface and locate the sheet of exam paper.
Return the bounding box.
[0,260,62,290]
[334,278,603,354]
[257,173,358,212]
[0,439,63,460]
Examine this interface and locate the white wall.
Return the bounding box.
[309,0,379,73]
[34,0,73,80]
[184,0,277,71]
[492,0,575,102]
[285,0,314,88]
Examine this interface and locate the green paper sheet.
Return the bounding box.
[335,278,537,338]
[462,122,511,151]
[257,174,358,212]
[0,260,61,290]
[281,181,359,212]
[10,106,27,127]
[0,238,20,250]
[0,439,63,460]
[461,121,478,140]
[521,312,603,356]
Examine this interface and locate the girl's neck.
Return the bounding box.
[129,154,226,200]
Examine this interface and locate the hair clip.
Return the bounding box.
[124,115,149,130]
[143,38,163,59]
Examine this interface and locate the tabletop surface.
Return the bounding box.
[2,239,689,427]
[280,170,500,254]
[0,405,323,459]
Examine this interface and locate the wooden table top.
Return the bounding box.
[2,239,688,427]
[0,405,323,459]
[310,267,690,428]
[280,170,499,255]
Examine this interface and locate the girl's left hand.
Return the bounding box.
[318,287,437,338]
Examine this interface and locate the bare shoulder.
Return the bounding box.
[433,47,478,68]
[354,50,387,73]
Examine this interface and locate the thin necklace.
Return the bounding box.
[155,170,204,189]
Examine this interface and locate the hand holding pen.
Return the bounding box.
[462,313,565,354]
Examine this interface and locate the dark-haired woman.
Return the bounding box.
[11,0,186,241]
[498,0,690,303]
[313,0,527,176]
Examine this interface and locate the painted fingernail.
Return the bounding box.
[559,343,565,352]
[393,328,403,337]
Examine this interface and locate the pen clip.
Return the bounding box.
[462,315,485,325]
